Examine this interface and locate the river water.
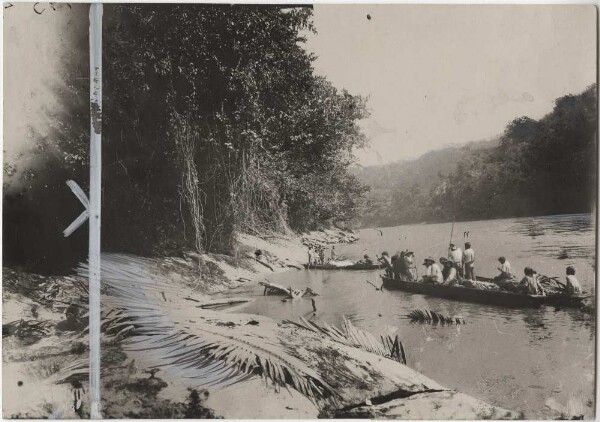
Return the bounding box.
[224,213,596,418]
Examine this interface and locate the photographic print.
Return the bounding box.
[2,3,597,419]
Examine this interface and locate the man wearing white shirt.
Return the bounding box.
[423,256,443,283]
[496,256,513,279]
[448,243,464,277]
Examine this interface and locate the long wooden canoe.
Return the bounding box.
[380,276,546,308]
[303,263,382,271]
[475,275,588,308]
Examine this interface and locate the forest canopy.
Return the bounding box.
[355,84,597,227]
[3,5,369,272]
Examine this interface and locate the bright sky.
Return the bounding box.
[305,5,597,166]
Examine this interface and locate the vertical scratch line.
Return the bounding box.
[89,3,103,419]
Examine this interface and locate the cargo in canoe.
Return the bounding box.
[475,275,588,308]
[380,275,546,308]
[303,263,382,271]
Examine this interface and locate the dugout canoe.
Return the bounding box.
[380,276,546,308]
[476,275,588,308]
[303,263,382,271]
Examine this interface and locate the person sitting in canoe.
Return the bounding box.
[565,266,582,295]
[519,267,545,295]
[355,254,374,265]
[422,256,443,283]
[378,251,393,277]
[495,256,513,280]
[442,259,459,285]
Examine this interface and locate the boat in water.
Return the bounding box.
[380,275,547,307]
[380,275,588,308]
[475,275,589,308]
[303,262,382,271]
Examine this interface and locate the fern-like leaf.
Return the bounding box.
[285,316,407,364]
[407,309,465,325]
[72,253,338,405]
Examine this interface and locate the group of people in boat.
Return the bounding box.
[377,250,418,280]
[378,241,582,296]
[378,242,473,284]
[492,256,582,296]
[306,245,338,266]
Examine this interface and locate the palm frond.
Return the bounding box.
[72,253,338,404]
[285,316,407,364]
[3,319,52,338]
[538,275,567,293]
[407,309,465,325]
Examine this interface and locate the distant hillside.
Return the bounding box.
[352,138,500,227]
[354,84,597,228]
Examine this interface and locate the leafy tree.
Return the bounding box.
[355,84,597,227]
[4,4,369,271]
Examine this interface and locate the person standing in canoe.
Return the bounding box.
[307,246,313,267]
[330,246,337,261]
[392,251,405,280]
[422,256,443,283]
[378,251,393,278]
[405,251,417,280]
[463,242,475,280]
[401,251,414,281]
[448,243,464,277]
[565,266,582,295]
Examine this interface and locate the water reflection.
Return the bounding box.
[507,214,594,236]
[220,214,595,418]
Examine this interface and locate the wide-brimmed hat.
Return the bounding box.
[422,256,435,265]
[450,244,457,250]
[439,257,448,263]
[406,251,414,256]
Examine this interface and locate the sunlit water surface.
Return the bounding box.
[220,214,596,418]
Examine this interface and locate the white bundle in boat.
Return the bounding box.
[328,259,355,267]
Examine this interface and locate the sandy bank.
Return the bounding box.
[3,229,520,419]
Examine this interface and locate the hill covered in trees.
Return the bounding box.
[355,84,597,228]
[3,5,369,273]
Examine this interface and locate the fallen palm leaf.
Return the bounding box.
[285,316,406,364]
[3,319,52,338]
[71,253,338,405]
[407,309,465,325]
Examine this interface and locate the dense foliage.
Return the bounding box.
[4,5,369,272]
[356,84,597,227]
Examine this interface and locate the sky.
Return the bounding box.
[3,4,596,172]
[305,5,597,166]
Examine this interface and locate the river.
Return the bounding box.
[223,213,596,418]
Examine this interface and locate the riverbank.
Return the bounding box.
[3,228,521,419]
